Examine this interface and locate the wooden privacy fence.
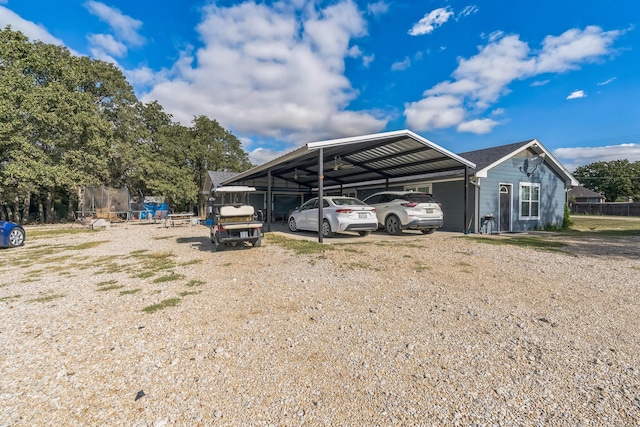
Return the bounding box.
[571,202,640,216]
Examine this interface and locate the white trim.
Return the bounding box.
[474,139,579,186]
[519,182,541,220]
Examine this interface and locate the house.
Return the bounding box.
[205,131,578,235]
[568,186,605,204]
[453,139,579,233]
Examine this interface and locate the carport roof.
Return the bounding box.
[223,130,476,190]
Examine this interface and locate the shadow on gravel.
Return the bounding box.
[549,233,640,260]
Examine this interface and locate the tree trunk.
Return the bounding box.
[13,194,20,223]
[46,189,55,223]
[21,193,30,224]
[37,194,45,224]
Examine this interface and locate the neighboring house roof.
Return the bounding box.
[568,186,605,199]
[203,171,241,194]
[458,139,579,186]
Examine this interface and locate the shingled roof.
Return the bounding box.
[457,140,533,171]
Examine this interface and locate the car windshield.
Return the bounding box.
[402,193,435,203]
[332,198,366,206]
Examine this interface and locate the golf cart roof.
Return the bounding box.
[212,186,257,193]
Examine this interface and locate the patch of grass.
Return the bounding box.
[566,215,640,237]
[469,236,569,253]
[0,294,21,302]
[96,285,125,292]
[414,262,431,272]
[39,255,75,265]
[341,247,361,254]
[403,254,412,258]
[120,288,142,295]
[97,261,128,274]
[179,290,201,297]
[455,261,472,268]
[266,233,333,255]
[96,279,118,287]
[180,259,202,266]
[26,228,98,239]
[133,271,156,279]
[152,235,174,240]
[28,293,65,303]
[130,249,150,257]
[142,297,181,314]
[68,241,109,250]
[153,273,183,283]
[347,261,373,270]
[186,280,205,287]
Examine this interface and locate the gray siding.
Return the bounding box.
[478,152,567,232]
[433,180,473,232]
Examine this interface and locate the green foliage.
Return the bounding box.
[562,203,573,230]
[573,159,640,202]
[0,27,253,222]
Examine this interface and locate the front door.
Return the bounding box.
[499,185,511,232]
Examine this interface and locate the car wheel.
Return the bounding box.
[288,217,298,232]
[358,231,371,237]
[421,228,436,234]
[252,237,262,247]
[322,219,335,238]
[8,228,25,247]
[385,215,402,235]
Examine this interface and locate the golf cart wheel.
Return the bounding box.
[252,237,262,247]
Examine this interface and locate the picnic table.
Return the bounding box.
[166,212,197,227]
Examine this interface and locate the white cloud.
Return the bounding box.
[553,143,640,172]
[0,5,68,47]
[84,1,145,47]
[535,26,621,74]
[362,53,375,67]
[404,95,465,130]
[566,90,586,100]
[391,56,411,71]
[140,0,387,145]
[87,33,127,57]
[457,118,498,134]
[597,77,616,86]
[456,5,478,21]
[409,7,453,36]
[367,1,389,16]
[530,79,550,87]
[404,26,622,132]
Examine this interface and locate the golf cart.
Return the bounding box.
[209,186,264,251]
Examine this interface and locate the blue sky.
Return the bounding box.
[2,0,639,171]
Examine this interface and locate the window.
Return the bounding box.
[519,183,540,219]
[405,184,432,193]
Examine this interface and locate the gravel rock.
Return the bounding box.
[0,223,639,426]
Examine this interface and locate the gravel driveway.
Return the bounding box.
[1,223,639,426]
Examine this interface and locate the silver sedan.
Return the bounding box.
[288,196,378,238]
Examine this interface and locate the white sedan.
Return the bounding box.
[287,196,378,238]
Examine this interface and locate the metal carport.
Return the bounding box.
[221,129,476,242]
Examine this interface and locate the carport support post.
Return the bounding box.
[464,166,469,235]
[318,148,324,243]
[267,169,272,232]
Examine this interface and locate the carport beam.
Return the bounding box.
[318,148,324,243]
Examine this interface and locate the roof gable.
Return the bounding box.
[459,139,579,186]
